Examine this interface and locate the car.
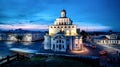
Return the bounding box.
[99,50,107,56]
[91,45,96,49]
[83,43,89,47]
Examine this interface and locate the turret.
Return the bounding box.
[54,9,73,25]
[61,9,66,18]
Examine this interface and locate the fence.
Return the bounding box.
[0,54,27,66]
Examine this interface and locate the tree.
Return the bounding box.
[80,30,88,39]
[16,35,23,41]
[109,30,113,34]
[109,30,113,33]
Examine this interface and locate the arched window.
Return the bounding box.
[65,22,66,25]
[56,45,58,48]
[69,26,71,28]
[62,23,63,25]
[71,30,75,35]
[57,40,59,43]
[59,23,61,25]
[59,44,61,50]
[72,26,74,28]
[62,45,64,48]
[66,30,70,35]
[62,40,64,43]
[53,44,55,49]
[59,40,61,43]
[65,26,66,28]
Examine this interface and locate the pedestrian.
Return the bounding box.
[116,51,118,54]
[107,58,110,63]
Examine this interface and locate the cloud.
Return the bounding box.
[0,24,48,30]
[0,22,110,32]
[79,26,110,32]
[74,22,111,31]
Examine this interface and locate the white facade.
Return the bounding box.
[44,9,83,52]
[44,34,51,49]
[93,34,120,45]
[0,31,44,42]
[95,39,120,45]
[51,34,67,52]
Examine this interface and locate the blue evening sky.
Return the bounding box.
[0,0,120,31]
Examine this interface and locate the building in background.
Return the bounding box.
[44,9,83,52]
[93,34,120,45]
[0,29,45,42]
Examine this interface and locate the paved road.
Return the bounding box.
[86,42,120,67]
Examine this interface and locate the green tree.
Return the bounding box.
[109,30,113,33]
[16,35,23,41]
[80,30,88,39]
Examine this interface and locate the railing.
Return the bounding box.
[0,54,27,66]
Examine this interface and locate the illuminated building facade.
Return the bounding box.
[0,29,44,42]
[93,34,120,45]
[44,9,83,52]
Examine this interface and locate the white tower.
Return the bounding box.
[61,9,66,18]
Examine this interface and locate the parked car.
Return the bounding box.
[99,50,107,56]
[91,45,96,49]
[83,43,89,47]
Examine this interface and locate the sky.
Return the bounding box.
[0,0,120,32]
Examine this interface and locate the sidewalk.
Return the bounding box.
[101,44,120,52]
[97,44,120,67]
